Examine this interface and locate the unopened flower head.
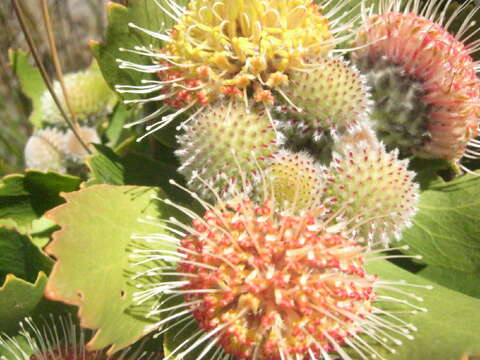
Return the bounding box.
[63,127,100,163]
[24,127,99,174]
[24,128,66,173]
[41,62,117,127]
[265,150,326,211]
[0,315,159,360]
[176,100,279,200]
[352,0,480,164]
[132,176,430,360]
[278,56,372,143]
[116,0,357,137]
[327,123,419,244]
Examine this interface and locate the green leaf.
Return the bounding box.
[417,266,480,299]
[0,334,33,359]
[8,50,46,128]
[92,0,188,101]
[85,144,188,202]
[401,174,480,279]
[121,151,181,190]
[106,103,136,147]
[44,185,176,353]
[29,217,58,249]
[86,145,125,186]
[148,108,181,149]
[408,157,450,190]
[0,227,52,285]
[0,171,81,232]
[366,260,480,360]
[0,272,48,334]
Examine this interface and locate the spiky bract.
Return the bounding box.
[179,199,375,359]
[176,101,279,199]
[266,150,325,210]
[327,124,419,244]
[40,63,116,127]
[280,56,371,141]
[0,315,158,360]
[353,0,480,161]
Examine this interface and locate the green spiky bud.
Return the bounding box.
[40,62,117,127]
[24,128,65,173]
[266,150,325,211]
[176,101,280,199]
[279,56,371,142]
[327,123,419,244]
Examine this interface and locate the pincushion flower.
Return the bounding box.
[131,177,429,360]
[0,315,159,360]
[116,0,356,139]
[352,0,480,168]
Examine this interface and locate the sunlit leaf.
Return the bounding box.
[45,185,177,353]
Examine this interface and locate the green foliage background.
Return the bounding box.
[0,1,480,360]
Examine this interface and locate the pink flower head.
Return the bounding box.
[132,191,428,360]
[353,0,480,162]
[178,199,381,359]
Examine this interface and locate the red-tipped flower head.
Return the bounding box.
[353,0,480,162]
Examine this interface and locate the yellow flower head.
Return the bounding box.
[162,0,333,107]
[120,0,335,112]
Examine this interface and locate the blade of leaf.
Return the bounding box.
[8,49,46,128]
[367,260,480,360]
[85,144,189,203]
[0,171,81,232]
[91,0,189,101]
[0,272,48,334]
[417,266,480,299]
[0,227,52,284]
[45,185,178,354]
[399,174,480,292]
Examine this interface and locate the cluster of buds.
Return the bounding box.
[114,0,480,359]
[132,178,427,360]
[24,62,116,174]
[179,200,378,359]
[24,126,99,174]
[175,100,280,199]
[278,56,372,145]
[115,0,359,134]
